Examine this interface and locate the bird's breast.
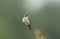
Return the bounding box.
[22,17,30,24]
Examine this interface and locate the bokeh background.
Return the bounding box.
[0,0,60,39]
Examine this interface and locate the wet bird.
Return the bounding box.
[22,14,31,29]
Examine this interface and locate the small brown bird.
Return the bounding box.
[22,14,31,29]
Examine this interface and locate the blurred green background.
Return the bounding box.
[0,0,60,39]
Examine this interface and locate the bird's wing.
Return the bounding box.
[22,17,24,23]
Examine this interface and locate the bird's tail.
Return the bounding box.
[28,24,31,29]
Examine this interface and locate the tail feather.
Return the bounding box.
[28,24,31,29]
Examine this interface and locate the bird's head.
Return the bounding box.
[24,14,29,17]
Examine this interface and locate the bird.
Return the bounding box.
[22,14,31,29]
